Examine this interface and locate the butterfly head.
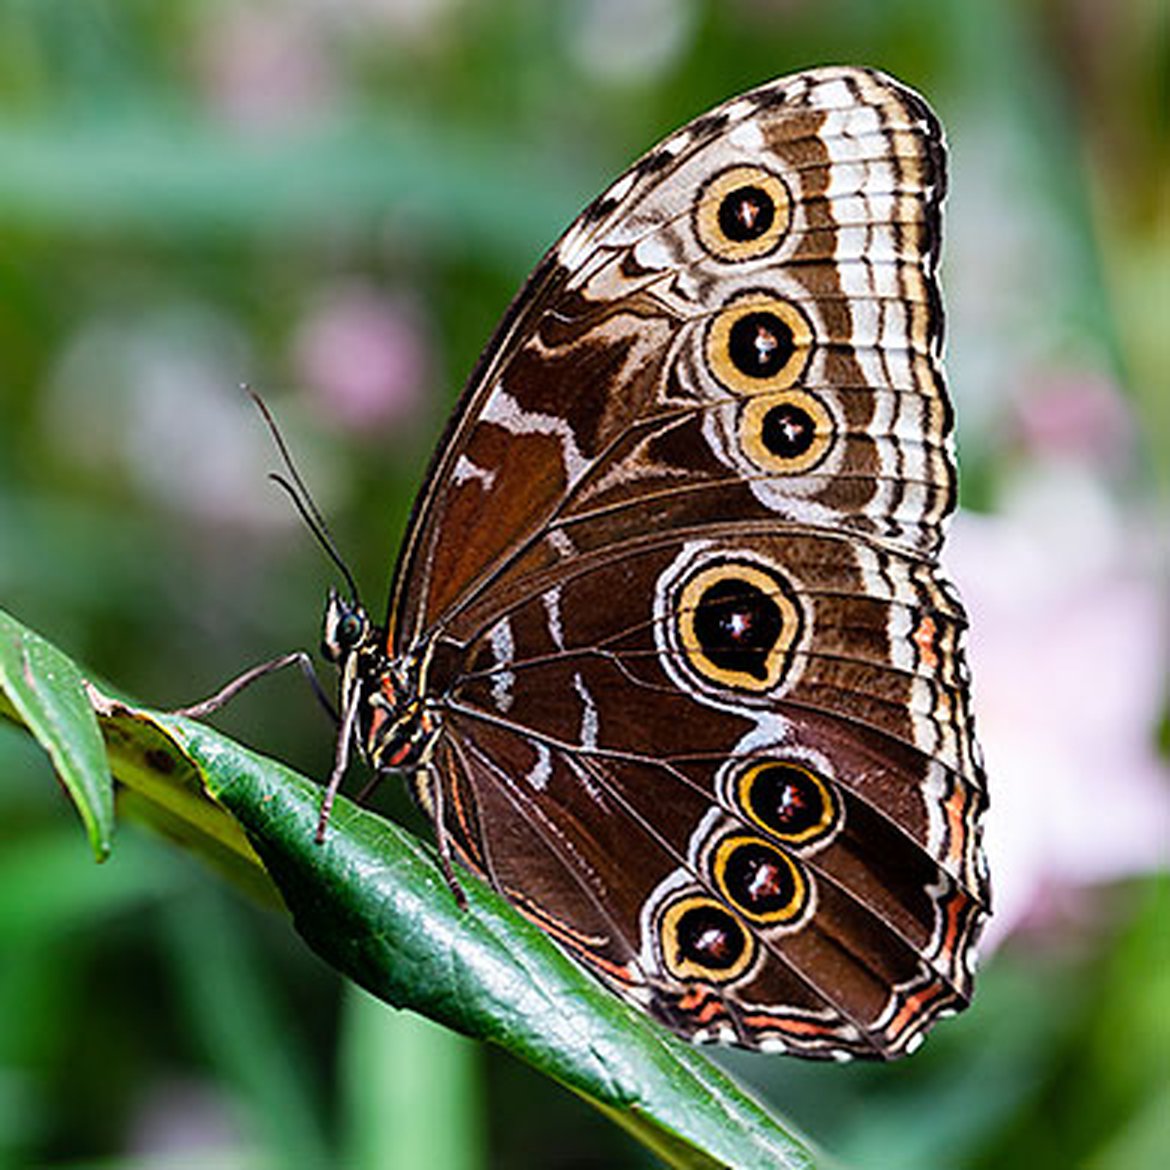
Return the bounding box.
[321,587,375,666]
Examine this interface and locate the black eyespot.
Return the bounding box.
[742,762,839,843]
[692,578,783,681]
[761,402,816,459]
[696,168,789,263]
[727,312,794,379]
[674,903,747,972]
[720,841,799,918]
[718,186,775,242]
[677,559,804,693]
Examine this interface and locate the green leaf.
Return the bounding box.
[0,608,114,860]
[181,718,818,1169]
[0,607,821,1170]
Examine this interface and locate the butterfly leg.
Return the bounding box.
[354,772,384,804]
[314,679,362,844]
[415,765,469,910]
[172,651,337,723]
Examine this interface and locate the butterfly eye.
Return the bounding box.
[321,599,368,662]
[338,612,365,647]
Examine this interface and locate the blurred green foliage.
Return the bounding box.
[1,1,1165,1167]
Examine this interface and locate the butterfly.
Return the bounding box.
[204,65,989,1060]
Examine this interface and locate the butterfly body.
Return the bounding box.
[325,66,988,1060]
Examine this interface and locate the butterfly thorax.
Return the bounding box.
[321,588,440,774]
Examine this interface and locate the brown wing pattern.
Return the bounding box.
[389,67,987,1058]
[389,67,954,652]
[424,524,985,1056]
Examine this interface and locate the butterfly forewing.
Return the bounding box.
[390,66,953,650]
[378,66,987,1059]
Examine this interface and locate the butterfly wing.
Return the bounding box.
[389,66,987,1058]
[427,522,985,1057]
[388,66,954,651]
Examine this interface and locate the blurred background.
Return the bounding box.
[0,1,1165,1167]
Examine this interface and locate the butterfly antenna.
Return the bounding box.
[268,473,361,601]
[245,387,361,602]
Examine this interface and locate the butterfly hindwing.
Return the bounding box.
[421,518,985,1057]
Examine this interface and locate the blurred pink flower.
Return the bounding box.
[294,281,433,433]
[128,1077,242,1158]
[304,0,458,45]
[193,6,339,133]
[944,488,1168,954]
[1011,370,1133,469]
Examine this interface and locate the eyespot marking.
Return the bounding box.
[711,835,811,927]
[706,295,812,394]
[733,761,842,848]
[695,166,791,262]
[676,559,804,693]
[740,389,835,474]
[660,894,754,983]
